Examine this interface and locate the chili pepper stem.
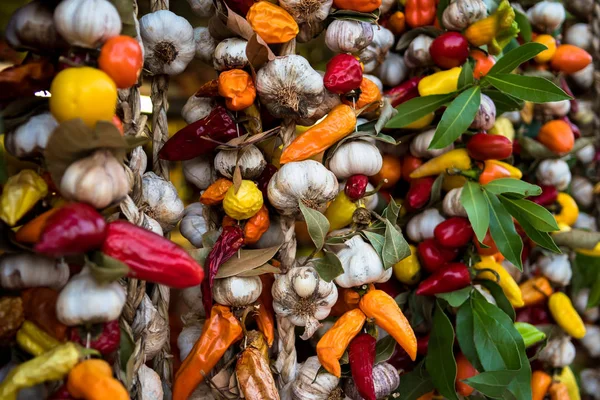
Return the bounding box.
[363,179,388,198]
[301,247,319,267]
[474,268,501,283]
[447,168,480,180]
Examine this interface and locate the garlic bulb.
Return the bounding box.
[443,188,468,218]
[140,10,195,75]
[581,369,600,400]
[268,160,338,216]
[187,0,215,17]
[257,55,324,121]
[575,212,598,232]
[359,26,395,73]
[527,1,566,33]
[291,356,340,400]
[570,64,594,90]
[536,159,571,191]
[329,140,383,179]
[573,289,600,322]
[297,20,326,43]
[138,364,164,400]
[272,266,338,340]
[335,236,392,288]
[442,0,487,31]
[131,295,168,360]
[538,336,575,368]
[365,74,384,92]
[6,1,66,52]
[0,254,68,290]
[183,155,216,190]
[325,20,374,54]
[214,145,266,180]
[571,176,594,208]
[407,208,445,242]
[279,0,333,24]
[471,94,496,130]
[194,27,218,64]
[410,129,455,159]
[576,143,596,164]
[378,53,408,87]
[213,276,262,307]
[60,149,129,209]
[141,172,184,231]
[565,23,591,51]
[535,253,572,287]
[295,86,341,127]
[54,0,121,48]
[581,325,600,357]
[5,112,57,158]
[344,362,399,400]
[540,100,571,118]
[181,284,206,316]
[213,38,248,71]
[178,321,203,361]
[404,34,434,69]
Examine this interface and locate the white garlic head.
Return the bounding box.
[193,27,218,64]
[580,325,600,358]
[53,0,121,48]
[291,356,340,400]
[443,187,468,218]
[182,155,216,190]
[5,112,57,158]
[213,276,262,307]
[581,369,600,400]
[214,145,266,180]
[0,254,69,290]
[538,336,575,368]
[535,253,572,287]
[325,20,374,53]
[407,208,445,242]
[279,0,333,24]
[359,26,395,73]
[378,53,408,87]
[6,1,67,52]
[571,176,594,209]
[404,34,434,69]
[328,140,383,180]
[442,0,487,31]
[565,23,592,52]
[131,295,168,360]
[527,1,566,33]
[576,143,596,164]
[471,94,496,131]
[540,100,571,118]
[182,96,217,125]
[141,171,185,232]
[536,159,571,191]
[180,201,209,248]
[138,364,164,400]
[410,129,454,159]
[570,64,594,90]
[213,38,248,71]
[178,321,203,361]
[335,236,392,288]
[574,212,598,232]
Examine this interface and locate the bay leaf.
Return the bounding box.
[215,245,281,278]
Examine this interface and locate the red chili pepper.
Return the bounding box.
[323,54,363,95]
[434,217,474,248]
[417,335,429,355]
[528,185,558,206]
[201,225,245,312]
[466,133,513,161]
[474,230,499,256]
[101,221,204,288]
[159,106,242,161]
[387,343,415,370]
[34,203,107,257]
[402,155,423,182]
[345,174,370,201]
[417,238,458,273]
[559,116,580,139]
[348,333,376,400]
[69,320,120,356]
[430,32,469,69]
[256,164,278,202]
[516,305,552,325]
[406,177,435,210]
[560,78,578,114]
[384,77,422,108]
[416,263,471,296]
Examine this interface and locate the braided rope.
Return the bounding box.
[592,2,600,134]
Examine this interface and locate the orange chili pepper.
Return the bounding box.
[359,289,417,360]
[15,208,61,244]
[474,230,499,256]
[470,50,495,78]
[329,288,360,317]
[333,0,381,12]
[244,205,270,245]
[255,300,275,347]
[550,44,592,74]
[537,120,574,154]
[532,370,553,400]
[387,11,407,35]
[280,104,356,164]
[200,178,233,205]
[236,343,280,400]
[519,277,553,307]
[173,305,243,400]
[456,353,478,396]
[316,308,366,377]
[218,69,256,111]
[67,359,128,400]
[222,216,236,227]
[246,1,299,44]
[478,160,522,185]
[405,0,437,28]
[549,382,570,400]
[343,77,382,111]
[417,392,435,400]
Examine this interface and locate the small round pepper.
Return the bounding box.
[324,54,363,95]
[218,69,256,111]
[429,32,469,69]
[418,238,458,273]
[537,120,574,154]
[533,35,557,64]
[434,217,474,248]
[246,1,299,44]
[345,175,370,201]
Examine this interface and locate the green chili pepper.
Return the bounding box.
[514,322,546,348]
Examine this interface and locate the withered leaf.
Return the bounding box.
[107,0,137,38]
[233,164,242,194]
[222,3,255,39]
[0,97,48,132]
[0,60,55,102]
[194,79,220,98]
[236,263,281,277]
[246,34,276,70]
[215,245,281,278]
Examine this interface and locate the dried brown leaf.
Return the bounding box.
[236,263,281,277]
[0,97,48,132]
[222,3,255,40]
[0,60,55,102]
[215,245,281,278]
[233,164,242,194]
[194,79,220,98]
[246,34,276,70]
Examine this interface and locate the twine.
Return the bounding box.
[591,2,600,221]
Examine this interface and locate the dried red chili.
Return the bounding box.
[416,263,471,295]
[69,320,120,356]
[348,333,376,400]
[345,174,370,201]
[323,54,363,95]
[528,185,558,206]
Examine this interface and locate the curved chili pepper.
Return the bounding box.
[466,133,513,161]
[418,238,458,273]
[416,263,471,296]
[528,185,558,206]
[384,77,422,108]
[479,159,522,184]
[348,333,376,400]
[345,174,370,201]
[410,149,471,179]
[255,300,275,347]
[173,305,243,400]
[16,320,60,356]
[456,353,478,396]
[406,177,435,210]
[236,345,280,400]
[549,382,570,400]
[519,277,553,307]
[69,320,121,356]
[434,217,474,248]
[548,292,586,339]
[531,370,553,400]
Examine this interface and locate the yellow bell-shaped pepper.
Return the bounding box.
[548,292,586,339]
[324,191,358,232]
[418,67,462,96]
[393,245,420,285]
[0,170,48,226]
[474,256,524,308]
[554,192,578,227]
[410,149,471,179]
[489,116,515,142]
[463,0,519,55]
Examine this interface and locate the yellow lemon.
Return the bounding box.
[223,180,263,220]
[49,67,117,128]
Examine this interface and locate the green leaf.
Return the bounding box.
[464,371,517,398]
[483,90,524,115]
[477,280,516,321]
[588,275,600,309]
[458,60,475,89]
[382,220,411,270]
[514,10,532,43]
[519,137,555,159]
[436,0,450,29]
[375,335,397,364]
[484,179,542,197]
[484,74,572,103]
[426,173,445,208]
[311,249,344,282]
[498,196,559,232]
[484,189,523,270]
[461,181,490,243]
[429,86,481,150]
[488,42,547,76]
[386,93,455,129]
[363,231,385,259]
[426,301,459,400]
[456,300,484,371]
[384,199,401,225]
[395,361,435,400]
[436,287,472,308]
[573,253,600,293]
[107,0,137,37]
[299,201,329,252]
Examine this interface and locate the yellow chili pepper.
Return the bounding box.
[489,116,515,142]
[0,169,48,226]
[393,245,420,285]
[475,256,524,308]
[17,320,60,356]
[520,102,534,125]
[418,67,462,96]
[533,35,557,64]
[463,0,519,55]
[555,366,581,400]
[403,112,434,129]
[410,149,471,179]
[554,192,578,227]
[324,192,362,232]
[548,292,586,339]
[479,160,522,185]
[442,175,467,191]
[576,242,600,257]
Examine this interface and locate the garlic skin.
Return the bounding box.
[213,38,248,71]
[187,0,215,17]
[442,0,487,31]
[141,172,184,232]
[257,55,324,121]
[471,94,496,131]
[140,10,195,75]
[279,0,333,24]
[183,155,216,190]
[56,267,126,326]
[571,176,594,208]
[573,289,600,322]
[407,208,445,242]
[527,1,566,33]
[581,369,600,400]
[214,145,266,180]
[329,141,383,179]
[6,1,66,52]
[60,150,129,209]
[325,20,374,54]
[131,295,168,360]
[297,20,326,43]
[570,64,594,90]
[213,276,262,307]
[344,362,400,400]
[580,325,600,357]
[576,143,596,164]
[538,336,575,368]
[272,266,338,340]
[535,253,572,287]
[295,86,341,127]
[54,0,121,48]
[536,159,571,191]
[178,321,203,361]
[181,95,216,125]
[564,23,592,51]
[5,112,57,158]
[181,284,206,317]
[359,26,395,73]
[291,356,340,400]
[0,254,68,290]
[138,364,164,400]
[443,188,468,218]
[193,27,218,64]
[378,53,408,87]
[410,129,455,159]
[574,212,598,232]
[540,100,571,118]
[335,236,392,288]
[404,34,434,69]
